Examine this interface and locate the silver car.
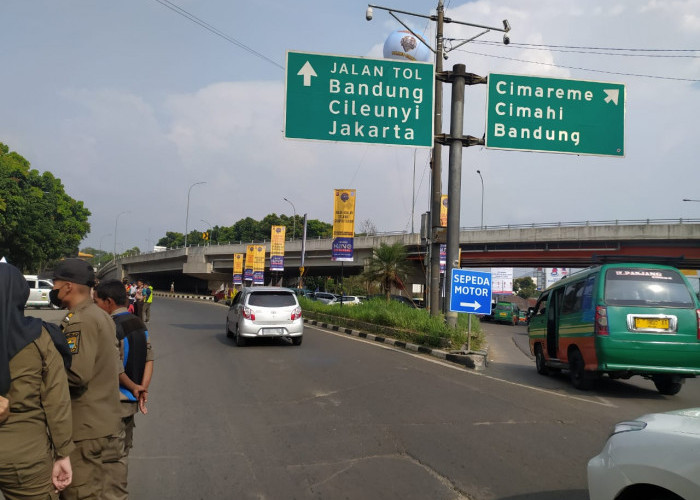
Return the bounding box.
[588,408,700,500]
[226,287,303,346]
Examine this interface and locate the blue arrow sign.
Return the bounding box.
[449,269,492,314]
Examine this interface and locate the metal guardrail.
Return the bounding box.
[129,218,700,255]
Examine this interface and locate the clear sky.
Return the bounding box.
[2,0,699,253]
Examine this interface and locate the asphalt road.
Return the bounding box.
[25,298,700,500]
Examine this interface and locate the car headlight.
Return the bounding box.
[611,420,647,435]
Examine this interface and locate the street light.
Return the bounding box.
[477,170,484,229]
[283,197,296,240]
[184,181,206,249]
[201,219,213,245]
[113,212,130,262]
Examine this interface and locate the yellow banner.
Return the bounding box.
[440,194,448,227]
[245,244,255,272]
[233,254,244,275]
[271,226,286,255]
[333,189,356,238]
[253,245,265,272]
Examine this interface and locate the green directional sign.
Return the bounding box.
[485,73,625,157]
[285,51,434,148]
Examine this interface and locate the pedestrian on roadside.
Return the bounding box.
[1,263,74,499]
[170,281,175,293]
[94,279,154,500]
[134,281,144,320]
[49,258,122,500]
[142,281,153,322]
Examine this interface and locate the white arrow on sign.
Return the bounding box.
[603,89,619,105]
[297,61,317,87]
[459,301,482,310]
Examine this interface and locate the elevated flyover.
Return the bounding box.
[98,219,700,292]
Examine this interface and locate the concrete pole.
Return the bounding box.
[429,0,445,317]
[446,64,466,328]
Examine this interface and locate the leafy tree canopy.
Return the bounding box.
[0,142,90,272]
[513,276,538,299]
[363,242,411,301]
[156,214,333,248]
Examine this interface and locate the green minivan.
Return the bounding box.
[528,263,700,395]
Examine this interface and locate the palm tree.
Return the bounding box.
[364,242,411,301]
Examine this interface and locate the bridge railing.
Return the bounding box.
[132,218,700,255]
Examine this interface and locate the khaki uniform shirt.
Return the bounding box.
[62,298,122,441]
[0,328,75,463]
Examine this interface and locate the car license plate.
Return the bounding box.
[263,328,284,335]
[499,312,506,317]
[635,317,669,330]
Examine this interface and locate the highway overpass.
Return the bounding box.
[98,218,700,294]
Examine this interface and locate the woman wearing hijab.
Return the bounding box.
[0,263,74,499]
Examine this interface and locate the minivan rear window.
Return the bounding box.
[604,268,694,307]
[248,291,297,307]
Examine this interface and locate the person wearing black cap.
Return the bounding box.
[1,262,74,498]
[50,258,122,500]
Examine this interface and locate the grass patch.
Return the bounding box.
[300,297,484,351]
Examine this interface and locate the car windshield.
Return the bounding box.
[495,303,511,310]
[248,292,297,307]
[604,268,694,307]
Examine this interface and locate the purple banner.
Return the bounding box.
[233,273,242,285]
[253,270,264,285]
[332,237,354,262]
[270,255,284,272]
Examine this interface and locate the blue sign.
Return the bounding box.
[449,269,492,314]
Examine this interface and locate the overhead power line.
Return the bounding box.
[154,0,284,71]
[468,40,700,58]
[456,48,700,82]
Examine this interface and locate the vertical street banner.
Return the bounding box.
[440,244,447,274]
[332,189,356,262]
[233,254,244,285]
[440,195,448,227]
[270,226,286,272]
[244,244,255,282]
[253,245,265,285]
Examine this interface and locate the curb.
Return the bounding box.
[304,318,489,371]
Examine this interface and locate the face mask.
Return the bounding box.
[49,285,66,308]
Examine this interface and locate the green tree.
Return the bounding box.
[514,276,537,299]
[364,242,411,301]
[156,231,184,248]
[0,142,91,272]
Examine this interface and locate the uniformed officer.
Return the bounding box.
[94,279,155,500]
[1,263,74,499]
[50,258,122,500]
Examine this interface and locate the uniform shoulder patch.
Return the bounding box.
[65,331,81,354]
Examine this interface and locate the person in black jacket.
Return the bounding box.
[94,279,154,500]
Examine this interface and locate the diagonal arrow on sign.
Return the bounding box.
[603,89,619,105]
[297,61,317,87]
[459,301,482,310]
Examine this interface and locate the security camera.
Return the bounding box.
[503,34,510,45]
[503,19,511,32]
[366,6,373,21]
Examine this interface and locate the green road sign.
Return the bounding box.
[485,73,625,157]
[285,51,434,148]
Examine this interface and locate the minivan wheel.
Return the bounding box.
[569,349,595,390]
[652,374,684,395]
[226,321,233,339]
[291,336,303,346]
[534,344,549,375]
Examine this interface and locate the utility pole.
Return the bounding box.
[367,2,510,319]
